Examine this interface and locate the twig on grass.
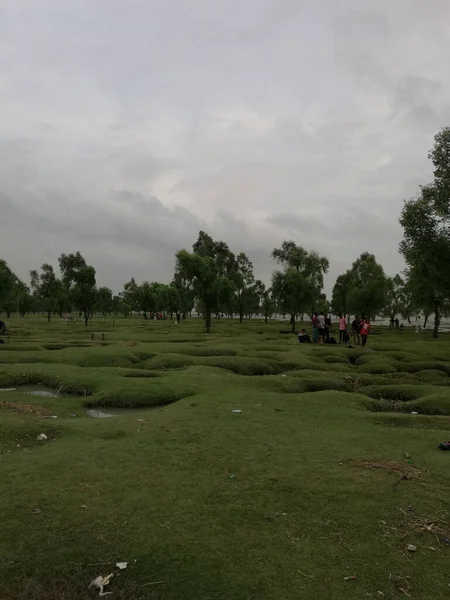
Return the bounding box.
[140,580,167,587]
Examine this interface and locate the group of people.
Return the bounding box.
[298,313,371,347]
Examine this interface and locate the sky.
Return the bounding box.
[1,0,450,295]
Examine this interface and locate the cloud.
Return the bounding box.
[1,0,449,298]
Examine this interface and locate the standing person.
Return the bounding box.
[395,317,399,330]
[338,314,347,344]
[360,316,370,347]
[352,315,361,345]
[311,312,319,343]
[317,312,326,343]
[324,314,331,342]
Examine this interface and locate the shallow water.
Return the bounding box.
[0,384,59,398]
[86,406,163,418]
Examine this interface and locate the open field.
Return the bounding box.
[2,316,450,599]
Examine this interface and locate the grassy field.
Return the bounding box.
[1,316,450,599]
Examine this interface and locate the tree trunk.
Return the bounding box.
[84,310,89,327]
[407,317,411,324]
[47,309,51,323]
[290,313,295,334]
[265,314,268,324]
[239,311,243,324]
[433,304,440,339]
[205,309,212,333]
[423,313,429,329]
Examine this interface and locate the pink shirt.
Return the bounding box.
[339,316,346,331]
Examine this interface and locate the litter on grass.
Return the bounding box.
[116,562,128,570]
[36,434,47,441]
[232,410,242,414]
[89,573,113,596]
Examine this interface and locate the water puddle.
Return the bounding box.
[86,406,164,418]
[0,385,59,398]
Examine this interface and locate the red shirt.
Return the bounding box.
[360,321,370,335]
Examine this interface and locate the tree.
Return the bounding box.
[232,252,255,323]
[175,231,236,333]
[123,279,159,318]
[260,284,276,323]
[330,272,352,316]
[58,252,97,326]
[0,260,16,317]
[271,241,329,333]
[30,264,58,322]
[400,127,450,338]
[346,253,387,319]
[95,287,113,316]
[383,274,406,322]
[172,272,195,315]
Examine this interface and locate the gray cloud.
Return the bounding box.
[1,0,449,296]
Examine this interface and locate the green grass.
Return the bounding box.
[1,316,450,599]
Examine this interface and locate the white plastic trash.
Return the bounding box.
[232,410,242,414]
[37,434,48,441]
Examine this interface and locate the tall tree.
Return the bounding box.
[58,252,97,326]
[30,264,58,322]
[0,260,16,317]
[123,279,158,318]
[383,274,405,321]
[95,287,113,316]
[346,253,387,319]
[330,272,352,316]
[400,127,450,338]
[271,241,329,333]
[233,252,255,323]
[175,231,236,333]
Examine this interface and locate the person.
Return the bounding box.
[360,316,370,347]
[389,316,394,330]
[317,312,326,342]
[311,312,319,343]
[338,314,347,344]
[351,315,361,345]
[298,329,311,343]
[400,323,404,332]
[176,312,181,322]
[395,317,399,330]
[324,314,331,342]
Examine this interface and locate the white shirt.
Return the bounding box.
[317,315,325,329]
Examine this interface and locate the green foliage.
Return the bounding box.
[271,241,329,332]
[175,231,237,332]
[346,252,387,318]
[331,271,352,315]
[400,127,450,337]
[30,263,58,321]
[95,286,113,315]
[58,252,97,325]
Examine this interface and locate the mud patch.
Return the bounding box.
[0,401,52,417]
[348,459,421,478]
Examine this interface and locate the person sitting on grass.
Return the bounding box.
[298,329,311,343]
[360,316,370,347]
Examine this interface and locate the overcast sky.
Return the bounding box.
[1,0,449,294]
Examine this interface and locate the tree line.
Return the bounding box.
[1,126,449,337]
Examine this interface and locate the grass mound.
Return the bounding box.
[364,384,428,402]
[202,356,279,375]
[143,353,198,370]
